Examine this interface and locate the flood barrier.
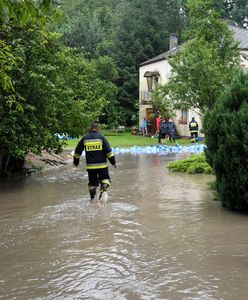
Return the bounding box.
[71,143,207,156]
[113,144,207,154]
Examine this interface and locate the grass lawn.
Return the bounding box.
[62,133,195,150]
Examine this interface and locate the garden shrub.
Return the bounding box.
[204,71,248,211]
[167,154,213,174]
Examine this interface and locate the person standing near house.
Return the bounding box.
[141,117,148,136]
[167,118,176,143]
[147,118,152,136]
[158,118,167,143]
[73,122,116,201]
[155,114,162,137]
[189,117,199,142]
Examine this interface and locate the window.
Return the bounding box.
[153,76,159,88]
[144,71,160,92]
[179,109,188,124]
[141,90,152,103]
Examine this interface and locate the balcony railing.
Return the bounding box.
[140,90,152,105]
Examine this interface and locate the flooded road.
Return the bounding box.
[0,153,248,300]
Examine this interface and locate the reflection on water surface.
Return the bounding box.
[0,153,248,300]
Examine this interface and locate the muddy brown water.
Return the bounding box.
[0,153,248,300]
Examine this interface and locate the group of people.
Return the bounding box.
[142,115,177,143]
[142,115,199,143]
[157,117,176,144]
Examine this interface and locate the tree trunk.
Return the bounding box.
[4,154,10,175]
[0,154,25,176]
[0,155,7,176]
[0,155,3,176]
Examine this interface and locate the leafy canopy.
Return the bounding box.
[153,0,240,115]
[0,0,117,176]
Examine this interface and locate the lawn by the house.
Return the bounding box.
[62,133,195,150]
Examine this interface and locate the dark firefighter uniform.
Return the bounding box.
[73,131,116,200]
[189,118,199,143]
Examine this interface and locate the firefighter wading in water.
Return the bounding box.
[73,123,116,201]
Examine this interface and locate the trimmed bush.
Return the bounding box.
[167,154,213,174]
[204,71,248,211]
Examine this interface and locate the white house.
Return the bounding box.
[139,25,248,137]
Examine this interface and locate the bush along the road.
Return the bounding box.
[204,71,248,211]
[167,154,213,174]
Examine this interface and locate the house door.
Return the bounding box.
[146,108,156,136]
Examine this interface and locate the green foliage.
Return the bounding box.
[167,153,213,174]
[0,0,60,93]
[152,88,176,119]
[0,17,117,174]
[52,47,117,137]
[207,181,217,191]
[204,71,248,211]
[113,0,186,125]
[93,56,118,81]
[56,0,186,126]
[0,0,59,25]
[56,0,246,127]
[1,25,58,158]
[0,37,15,92]
[56,0,116,59]
[156,0,240,114]
[222,0,248,28]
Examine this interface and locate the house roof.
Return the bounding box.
[139,48,178,67]
[229,24,248,50]
[140,24,248,67]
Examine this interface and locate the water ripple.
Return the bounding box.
[1,154,248,300]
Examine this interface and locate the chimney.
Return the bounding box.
[169,33,178,50]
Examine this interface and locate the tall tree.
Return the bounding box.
[0,1,118,175]
[154,0,240,115]
[55,0,118,59]
[57,0,186,125]
[204,71,248,211]
[222,0,248,28]
[0,0,59,92]
[113,0,186,125]
[0,0,57,24]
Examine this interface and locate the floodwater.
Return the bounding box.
[0,153,248,300]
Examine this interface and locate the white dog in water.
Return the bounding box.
[92,190,109,205]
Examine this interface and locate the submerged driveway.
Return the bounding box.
[0,153,247,300]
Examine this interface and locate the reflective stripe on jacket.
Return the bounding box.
[74,131,115,169]
[189,121,198,133]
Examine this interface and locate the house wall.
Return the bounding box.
[139,59,202,137]
[139,60,172,129]
[240,50,248,68]
[175,109,203,138]
[139,50,248,138]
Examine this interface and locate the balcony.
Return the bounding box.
[140,90,152,105]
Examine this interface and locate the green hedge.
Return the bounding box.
[204,71,248,211]
[167,154,213,174]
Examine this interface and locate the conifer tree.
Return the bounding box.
[204,71,248,211]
